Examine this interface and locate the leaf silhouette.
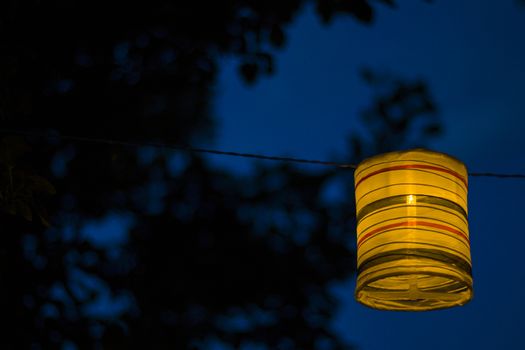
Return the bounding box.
[27,175,57,195]
[15,199,32,221]
[0,136,31,165]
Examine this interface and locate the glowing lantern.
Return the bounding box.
[354,149,473,311]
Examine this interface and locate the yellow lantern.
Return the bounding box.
[354,149,473,311]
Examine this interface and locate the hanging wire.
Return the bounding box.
[1,128,525,178]
[467,172,525,179]
[0,128,355,168]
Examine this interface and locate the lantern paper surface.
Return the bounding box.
[354,149,473,311]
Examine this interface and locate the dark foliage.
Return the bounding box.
[0,1,439,349]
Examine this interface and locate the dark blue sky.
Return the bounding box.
[210,1,525,349]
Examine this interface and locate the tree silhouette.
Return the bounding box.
[0,1,439,349]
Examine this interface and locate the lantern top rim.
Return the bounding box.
[355,148,467,175]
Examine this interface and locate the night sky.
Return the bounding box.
[211,1,525,349]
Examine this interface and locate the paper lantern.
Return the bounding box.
[354,149,473,311]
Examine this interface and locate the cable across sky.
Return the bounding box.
[1,128,524,179]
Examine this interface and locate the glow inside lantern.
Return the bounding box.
[354,149,473,311]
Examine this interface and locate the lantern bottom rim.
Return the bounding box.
[355,264,473,311]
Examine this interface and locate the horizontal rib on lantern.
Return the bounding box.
[354,149,473,311]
